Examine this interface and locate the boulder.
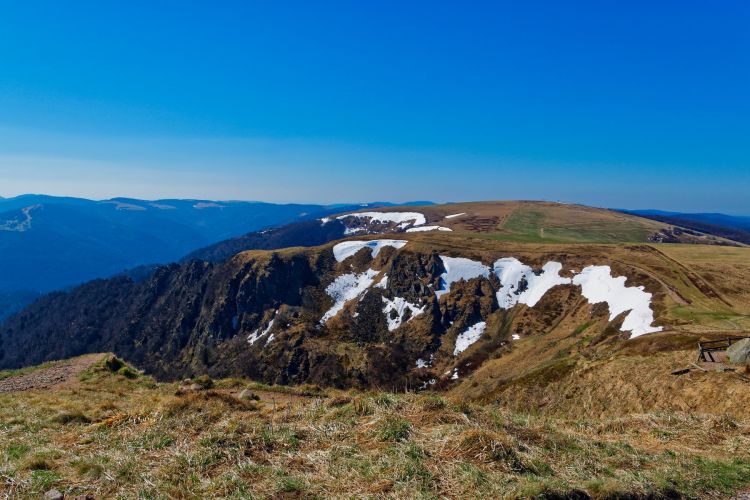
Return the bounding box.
[238,389,259,400]
[727,338,750,365]
[44,490,64,500]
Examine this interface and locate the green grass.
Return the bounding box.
[481,207,655,243]
[1,359,750,498]
[378,416,412,442]
[671,305,750,330]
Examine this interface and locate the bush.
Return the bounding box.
[52,411,91,425]
[193,374,214,389]
[327,395,352,407]
[278,476,307,493]
[118,366,139,379]
[104,355,125,372]
[352,397,374,416]
[421,395,447,411]
[379,416,411,442]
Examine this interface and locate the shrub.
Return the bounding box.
[421,395,447,411]
[352,397,374,416]
[118,366,139,379]
[379,416,411,442]
[327,395,352,407]
[278,476,307,493]
[193,374,214,389]
[104,355,125,372]
[52,410,91,425]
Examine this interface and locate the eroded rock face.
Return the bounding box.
[0,243,663,389]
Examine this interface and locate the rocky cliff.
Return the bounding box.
[0,232,668,390]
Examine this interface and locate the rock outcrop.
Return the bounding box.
[727,338,750,365]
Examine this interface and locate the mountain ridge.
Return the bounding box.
[3,201,747,396]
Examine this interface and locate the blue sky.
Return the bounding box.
[0,1,748,212]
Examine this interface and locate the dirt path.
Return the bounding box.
[0,353,106,393]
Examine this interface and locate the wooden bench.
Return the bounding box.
[697,336,750,363]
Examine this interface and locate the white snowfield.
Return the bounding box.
[438,256,662,338]
[453,321,487,355]
[336,211,427,229]
[493,258,571,309]
[321,269,379,323]
[382,296,426,331]
[375,274,388,289]
[317,242,662,337]
[444,213,465,219]
[405,225,452,232]
[573,266,663,337]
[436,256,491,298]
[332,239,408,262]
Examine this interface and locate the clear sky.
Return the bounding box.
[1,1,748,213]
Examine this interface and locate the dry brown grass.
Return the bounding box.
[1,358,750,499]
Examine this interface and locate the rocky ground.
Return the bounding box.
[0,354,105,394]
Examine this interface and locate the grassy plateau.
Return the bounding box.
[1,356,749,499]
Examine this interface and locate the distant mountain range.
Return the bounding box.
[2,196,745,324]
[617,209,750,245]
[0,195,427,320]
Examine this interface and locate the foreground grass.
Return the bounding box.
[1,360,749,498]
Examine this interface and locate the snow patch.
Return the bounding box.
[320,217,331,225]
[382,296,426,331]
[453,321,487,355]
[336,211,427,228]
[149,203,177,210]
[444,213,465,219]
[493,259,661,337]
[521,262,571,306]
[248,316,276,345]
[375,274,388,289]
[512,334,520,341]
[0,205,40,232]
[493,258,571,309]
[321,269,379,323]
[493,257,533,309]
[416,358,429,369]
[436,256,490,298]
[572,265,663,337]
[405,225,452,232]
[332,240,407,262]
[193,202,224,209]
